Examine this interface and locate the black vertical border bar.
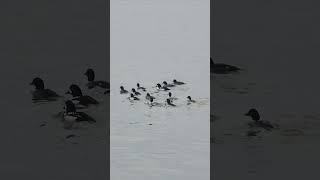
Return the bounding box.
[210,0,214,179]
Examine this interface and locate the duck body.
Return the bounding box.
[120,86,129,94]
[146,93,155,100]
[163,81,175,87]
[172,79,185,85]
[128,93,140,101]
[30,77,60,101]
[137,83,146,91]
[187,96,196,103]
[157,84,170,91]
[245,108,276,131]
[132,88,141,96]
[66,84,99,106]
[211,57,241,74]
[166,98,176,106]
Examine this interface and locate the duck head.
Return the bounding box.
[245,108,260,121]
[84,68,95,82]
[66,84,83,97]
[30,77,45,90]
[168,92,172,97]
[65,100,76,113]
[187,96,192,101]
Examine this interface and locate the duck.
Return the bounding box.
[62,100,96,126]
[137,83,146,91]
[156,83,170,91]
[245,108,275,131]
[210,57,241,74]
[120,86,129,94]
[163,81,175,87]
[172,79,185,85]
[168,92,178,101]
[187,96,196,103]
[146,93,155,100]
[166,98,176,106]
[66,84,99,106]
[128,93,139,101]
[84,68,110,89]
[30,77,60,101]
[131,88,141,96]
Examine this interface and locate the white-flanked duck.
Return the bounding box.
[163,81,175,87]
[166,98,176,106]
[156,83,170,91]
[137,83,146,91]
[145,93,155,101]
[128,93,139,101]
[131,88,141,96]
[84,68,110,90]
[66,84,99,107]
[187,96,196,103]
[30,77,60,101]
[168,92,178,101]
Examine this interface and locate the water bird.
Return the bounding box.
[168,92,178,100]
[84,68,110,89]
[210,57,241,74]
[120,86,129,94]
[62,100,96,125]
[172,79,185,85]
[131,88,141,96]
[166,98,176,106]
[163,81,175,87]
[156,83,170,91]
[146,93,155,100]
[187,96,196,103]
[245,108,275,131]
[66,84,99,106]
[30,77,60,101]
[129,93,139,101]
[137,83,146,91]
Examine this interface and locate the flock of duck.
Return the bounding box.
[211,57,278,137]
[30,68,110,129]
[119,79,196,107]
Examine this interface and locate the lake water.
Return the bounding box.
[110,0,210,180]
[212,0,320,179]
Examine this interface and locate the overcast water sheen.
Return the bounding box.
[111,0,210,180]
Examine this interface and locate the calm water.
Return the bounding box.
[212,0,320,179]
[110,0,210,180]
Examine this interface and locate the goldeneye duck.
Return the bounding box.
[168,92,178,100]
[187,96,196,103]
[166,98,176,106]
[156,83,170,91]
[163,81,175,87]
[172,79,185,85]
[131,88,141,96]
[63,100,96,126]
[137,83,146,91]
[84,68,110,89]
[120,86,129,94]
[128,93,139,101]
[245,108,275,131]
[146,93,155,100]
[210,57,241,74]
[66,84,99,106]
[30,77,60,101]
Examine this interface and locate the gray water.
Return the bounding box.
[110,0,210,180]
[0,0,108,179]
[212,0,320,179]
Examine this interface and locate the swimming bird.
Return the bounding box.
[128,93,139,101]
[131,88,141,96]
[30,77,60,101]
[137,83,146,91]
[245,108,275,131]
[187,96,196,103]
[168,92,178,101]
[62,100,96,126]
[84,68,110,89]
[163,81,175,87]
[120,86,129,94]
[166,98,176,106]
[66,84,99,106]
[146,93,155,100]
[172,79,185,85]
[156,83,170,91]
[210,57,241,74]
